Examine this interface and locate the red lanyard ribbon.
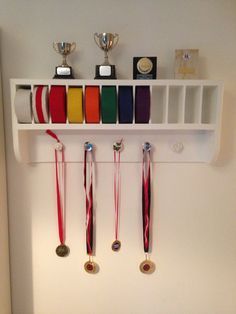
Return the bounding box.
[142,147,151,253]
[46,130,65,245]
[84,144,93,256]
[114,150,121,241]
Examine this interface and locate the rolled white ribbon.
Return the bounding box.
[14,89,32,123]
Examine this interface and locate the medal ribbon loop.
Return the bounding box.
[46,130,65,245]
[142,145,151,253]
[114,149,121,241]
[84,144,94,256]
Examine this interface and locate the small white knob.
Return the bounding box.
[172,142,184,153]
[55,142,64,151]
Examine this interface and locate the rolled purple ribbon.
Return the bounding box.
[135,86,150,123]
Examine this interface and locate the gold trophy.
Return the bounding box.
[94,33,119,79]
[53,42,76,79]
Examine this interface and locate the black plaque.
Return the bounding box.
[133,57,157,79]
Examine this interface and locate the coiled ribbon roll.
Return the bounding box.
[49,86,66,123]
[85,86,100,123]
[32,86,49,123]
[67,87,83,123]
[14,89,32,123]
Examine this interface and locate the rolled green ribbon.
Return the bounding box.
[101,86,117,123]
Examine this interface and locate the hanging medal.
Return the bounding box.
[139,142,155,274]
[46,130,70,257]
[112,139,123,252]
[83,142,98,273]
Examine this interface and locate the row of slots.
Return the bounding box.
[16,84,219,124]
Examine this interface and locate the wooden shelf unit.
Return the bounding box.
[10,79,223,163]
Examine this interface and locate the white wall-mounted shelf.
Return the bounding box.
[10,79,223,163]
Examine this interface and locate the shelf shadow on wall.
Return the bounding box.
[213,90,235,166]
[8,164,34,314]
[1,29,34,314]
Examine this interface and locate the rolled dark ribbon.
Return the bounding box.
[118,86,133,123]
[135,86,150,123]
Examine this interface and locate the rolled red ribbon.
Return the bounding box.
[49,86,67,123]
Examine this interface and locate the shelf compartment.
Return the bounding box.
[201,86,218,124]
[151,86,167,123]
[168,86,185,123]
[184,86,201,123]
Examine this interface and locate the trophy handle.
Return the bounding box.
[70,42,76,53]
[94,33,101,48]
[113,33,119,48]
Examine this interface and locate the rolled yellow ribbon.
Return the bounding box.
[67,87,83,123]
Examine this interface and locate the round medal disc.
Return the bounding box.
[84,261,98,274]
[139,259,155,274]
[56,244,70,257]
[137,57,153,74]
[112,240,121,251]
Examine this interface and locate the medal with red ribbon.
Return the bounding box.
[111,139,123,251]
[139,142,155,274]
[83,142,98,273]
[46,130,69,257]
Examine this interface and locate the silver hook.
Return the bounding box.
[142,142,151,152]
[84,141,93,152]
[113,138,123,152]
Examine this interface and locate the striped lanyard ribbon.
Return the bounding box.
[142,145,151,253]
[46,130,66,246]
[84,143,94,256]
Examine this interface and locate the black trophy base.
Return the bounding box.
[95,65,117,79]
[53,66,74,79]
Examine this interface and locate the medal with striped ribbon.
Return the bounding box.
[46,130,69,257]
[139,142,155,274]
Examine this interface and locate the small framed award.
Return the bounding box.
[175,49,199,79]
[133,57,157,79]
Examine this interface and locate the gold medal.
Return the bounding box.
[137,57,153,74]
[84,256,98,274]
[56,244,70,257]
[139,255,155,274]
[111,240,121,251]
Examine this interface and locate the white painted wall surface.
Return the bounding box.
[0,64,11,313]
[0,0,236,313]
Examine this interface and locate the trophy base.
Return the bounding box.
[95,65,117,79]
[53,66,74,79]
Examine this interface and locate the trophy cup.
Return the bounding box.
[94,33,119,79]
[53,42,76,79]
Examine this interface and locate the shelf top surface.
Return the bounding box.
[11,78,224,87]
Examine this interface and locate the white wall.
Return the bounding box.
[1,0,236,313]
